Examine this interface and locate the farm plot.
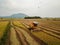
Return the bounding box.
[16,19,60,45]
[12,21,47,45]
[0,19,60,45]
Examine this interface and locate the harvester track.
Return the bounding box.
[12,22,47,45]
[22,22,60,39]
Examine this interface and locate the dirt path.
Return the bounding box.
[10,27,20,45]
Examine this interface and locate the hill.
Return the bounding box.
[0,13,28,18]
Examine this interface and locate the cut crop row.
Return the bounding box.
[13,21,47,45]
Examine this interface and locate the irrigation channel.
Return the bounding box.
[7,21,47,45]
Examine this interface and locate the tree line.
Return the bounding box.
[24,16,42,19]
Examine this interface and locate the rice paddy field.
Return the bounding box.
[13,19,60,45]
[0,19,60,45]
[0,21,9,39]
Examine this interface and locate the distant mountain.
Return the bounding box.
[0,13,28,18]
[11,13,28,18]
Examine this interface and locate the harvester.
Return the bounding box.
[28,21,39,31]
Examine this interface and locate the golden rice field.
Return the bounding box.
[0,21,9,39]
[0,19,60,45]
[13,19,60,45]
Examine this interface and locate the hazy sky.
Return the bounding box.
[0,0,60,17]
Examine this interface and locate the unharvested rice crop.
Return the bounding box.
[0,21,9,39]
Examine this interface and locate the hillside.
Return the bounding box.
[0,13,28,18]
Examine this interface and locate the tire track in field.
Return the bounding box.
[39,24,60,31]
[11,21,42,45]
[22,23,60,39]
[13,26,40,45]
[39,25,60,35]
[22,22,59,34]
[10,21,29,45]
[22,20,60,30]
[39,26,60,39]
[13,26,29,45]
[10,27,21,45]
[13,22,47,45]
[41,21,60,30]
[23,22,60,36]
